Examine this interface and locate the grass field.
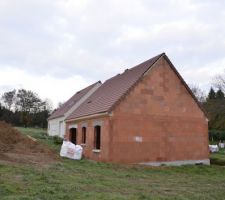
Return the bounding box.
[1,128,225,200]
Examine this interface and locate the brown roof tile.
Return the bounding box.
[48,81,101,120]
[66,53,164,120]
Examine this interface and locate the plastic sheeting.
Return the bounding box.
[60,141,83,160]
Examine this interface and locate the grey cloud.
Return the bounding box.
[0,0,224,87]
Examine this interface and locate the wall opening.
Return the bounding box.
[70,128,77,144]
[94,125,101,150]
[82,127,86,144]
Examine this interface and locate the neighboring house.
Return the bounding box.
[48,81,101,138]
[65,53,209,166]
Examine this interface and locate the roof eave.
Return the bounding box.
[48,114,64,121]
[65,112,109,122]
[162,54,208,119]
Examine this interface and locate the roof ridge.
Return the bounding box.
[98,53,165,85]
[129,52,165,71]
[108,53,164,112]
[56,81,101,109]
[66,53,165,120]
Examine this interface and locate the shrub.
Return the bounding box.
[53,136,63,145]
[210,157,225,166]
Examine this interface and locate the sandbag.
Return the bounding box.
[60,141,83,160]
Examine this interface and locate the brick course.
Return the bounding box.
[65,56,209,164]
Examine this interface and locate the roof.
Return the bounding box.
[48,81,101,120]
[66,53,164,120]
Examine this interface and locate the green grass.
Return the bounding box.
[15,127,62,152]
[0,127,225,200]
[210,149,225,165]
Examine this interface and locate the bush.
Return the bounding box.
[209,130,225,141]
[53,136,63,145]
[210,157,225,166]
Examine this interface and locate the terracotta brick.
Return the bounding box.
[110,57,208,163]
[65,56,209,164]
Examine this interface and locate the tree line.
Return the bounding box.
[1,75,225,131]
[191,72,225,132]
[202,88,225,130]
[0,89,52,128]
[197,87,225,141]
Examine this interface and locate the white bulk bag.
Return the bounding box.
[219,142,225,149]
[209,145,219,153]
[60,141,69,157]
[60,141,83,160]
[74,145,83,160]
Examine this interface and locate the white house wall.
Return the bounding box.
[47,82,101,138]
[48,116,65,137]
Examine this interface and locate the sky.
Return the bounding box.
[0,0,225,108]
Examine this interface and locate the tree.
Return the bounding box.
[189,84,206,103]
[216,89,224,99]
[0,89,51,128]
[208,88,216,100]
[203,87,225,131]
[57,101,64,109]
[16,89,42,113]
[16,89,43,127]
[0,102,3,118]
[1,89,16,110]
[44,98,53,113]
[213,72,225,92]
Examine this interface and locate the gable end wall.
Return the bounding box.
[110,56,209,164]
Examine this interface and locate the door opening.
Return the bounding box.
[70,128,77,144]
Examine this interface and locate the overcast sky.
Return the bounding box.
[0,0,224,108]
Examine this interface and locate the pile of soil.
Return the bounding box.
[0,121,58,166]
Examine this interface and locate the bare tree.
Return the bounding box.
[43,98,53,112]
[213,70,225,92]
[189,84,206,103]
[57,101,64,109]
[1,89,16,110]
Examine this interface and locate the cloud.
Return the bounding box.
[0,66,90,107]
[0,0,224,106]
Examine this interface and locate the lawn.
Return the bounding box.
[210,148,225,165]
[0,128,225,200]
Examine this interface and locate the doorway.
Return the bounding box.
[70,128,77,144]
[94,125,101,150]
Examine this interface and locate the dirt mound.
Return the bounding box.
[0,121,58,166]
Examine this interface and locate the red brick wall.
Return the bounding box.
[110,56,209,163]
[65,116,111,162]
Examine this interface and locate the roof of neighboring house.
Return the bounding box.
[48,81,101,120]
[66,53,164,120]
